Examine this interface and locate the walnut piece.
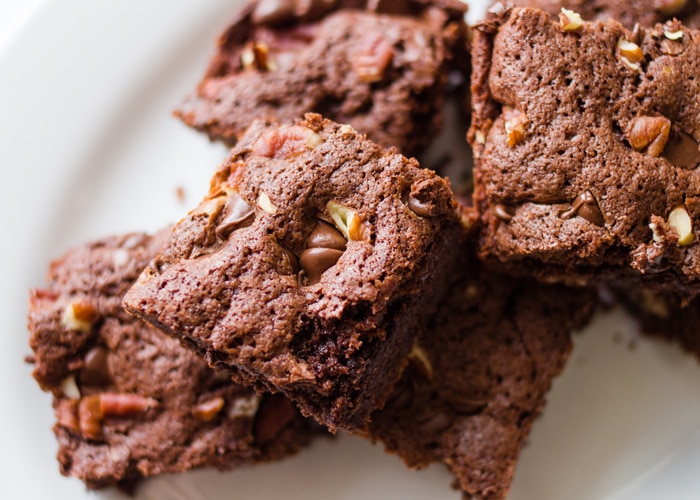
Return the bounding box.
[559,8,583,31]
[503,108,528,147]
[617,39,643,71]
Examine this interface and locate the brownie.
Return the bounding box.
[27,229,319,491]
[369,252,597,499]
[123,114,466,432]
[469,6,700,299]
[174,0,469,156]
[611,286,700,359]
[493,0,700,29]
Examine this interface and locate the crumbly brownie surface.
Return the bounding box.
[469,7,700,298]
[174,0,468,156]
[495,0,700,29]
[369,254,597,499]
[123,114,465,432]
[28,230,318,491]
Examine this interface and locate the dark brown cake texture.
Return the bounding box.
[174,0,469,156]
[469,6,700,300]
[28,229,319,491]
[611,285,700,359]
[369,252,597,499]
[123,114,467,432]
[492,0,700,30]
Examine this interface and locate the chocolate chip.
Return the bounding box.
[663,127,700,170]
[300,247,344,285]
[79,346,112,387]
[215,192,255,238]
[253,394,297,445]
[307,220,346,251]
[560,191,605,227]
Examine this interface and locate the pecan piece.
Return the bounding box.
[627,116,671,157]
[351,35,394,83]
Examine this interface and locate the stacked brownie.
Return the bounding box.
[175,0,470,156]
[27,229,321,491]
[496,0,700,29]
[31,0,700,497]
[469,5,700,299]
[369,252,596,498]
[122,114,468,432]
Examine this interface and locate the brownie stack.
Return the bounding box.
[27,0,700,498]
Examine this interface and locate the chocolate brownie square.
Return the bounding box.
[123,114,466,432]
[369,252,597,499]
[469,6,700,299]
[28,230,319,491]
[492,0,700,29]
[174,0,469,156]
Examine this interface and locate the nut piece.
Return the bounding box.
[327,201,369,241]
[192,396,226,421]
[407,341,433,380]
[668,205,695,246]
[627,116,671,157]
[228,393,261,419]
[61,301,98,333]
[241,41,277,71]
[664,27,684,41]
[60,375,81,400]
[503,109,528,147]
[253,125,323,159]
[351,35,394,83]
[493,204,514,222]
[78,393,158,440]
[618,39,644,71]
[257,192,277,214]
[559,8,583,31]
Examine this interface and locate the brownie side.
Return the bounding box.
[123,114,466,432]
[611,286,700,359]
[468,7,700,298]
[369,254,597,499]
[494,0,700,29]
[28,230,319,491]
[174,0,469,156]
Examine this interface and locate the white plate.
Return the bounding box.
[3,1,700,498]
